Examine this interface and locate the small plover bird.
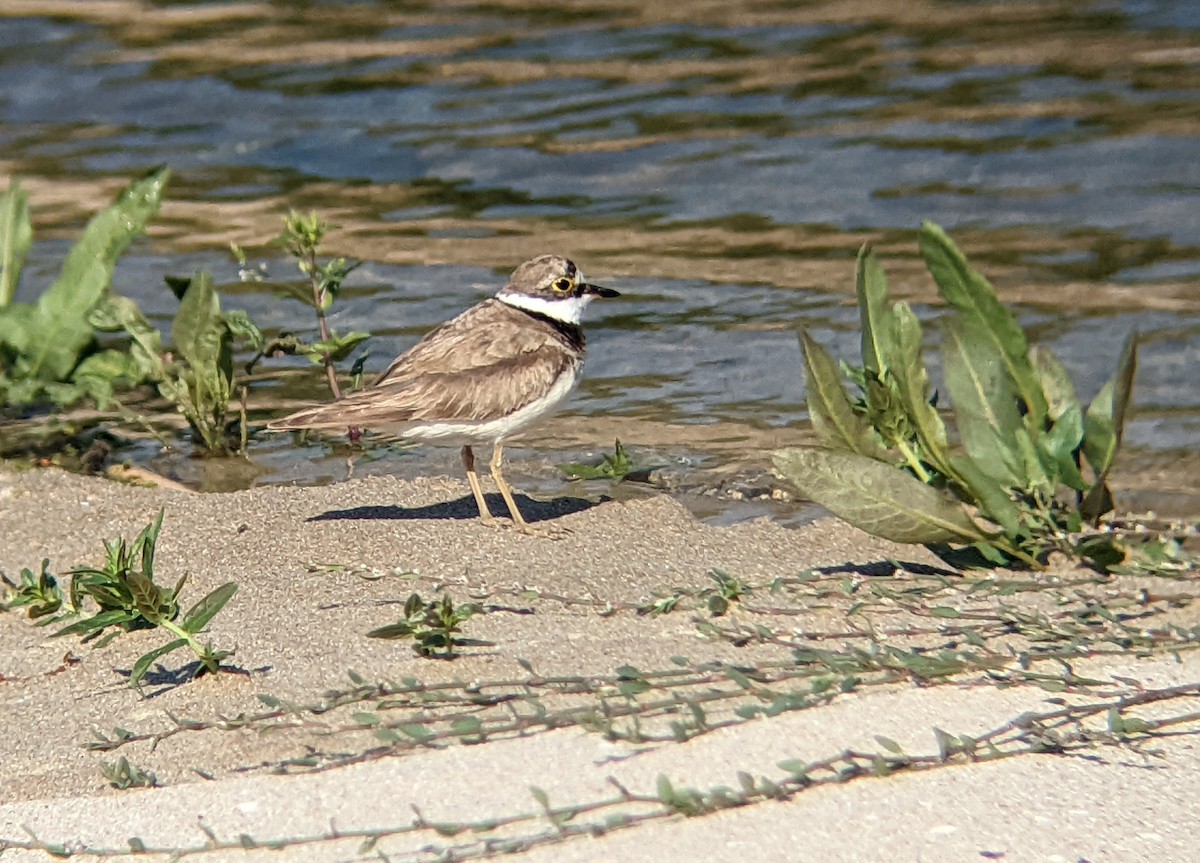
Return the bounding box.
[268,255,619,534]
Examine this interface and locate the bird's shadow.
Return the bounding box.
[309,492,603,525]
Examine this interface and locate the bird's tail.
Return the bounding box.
[266,403,346,431]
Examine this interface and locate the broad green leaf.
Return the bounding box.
[863,373,912,448]
[89,295,167,380]
[399,723,433,741]
[888,302,952,476]
[941,316,1024,487]
[0,303,34,356]
[23,167,169,381]
[1029,345,1080,422]
[773,448,990,545]
[855,245,895,376]
[948,455,1022,539]
[1030,345,1085,490]
[173,272,225,383]
[918,222,1047,428]
[1013,426,1053,494]
[306,330,369,363]
[1080,332,1137,523]
[366,621,418,639]
[169,573,188,604]
[1039,404,1085,491]
[171,272,234,450]
[130,638,188,688]
[51,608,133,639]
[72,348,144,383]
[0,179,32,307]
[799,328,886,458]
[127,571,169,622]
[1082,331,1138,478]
[182,582,238,634]
[222,309,265,351]
[137,509,165,580]
[71,349,146,408]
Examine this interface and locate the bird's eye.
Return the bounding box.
[552,277,573,293]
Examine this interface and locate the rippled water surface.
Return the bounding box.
[2,0,1199,515]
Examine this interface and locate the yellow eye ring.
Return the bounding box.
[552,277,573,293]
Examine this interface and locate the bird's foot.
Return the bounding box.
[483,517,569,539]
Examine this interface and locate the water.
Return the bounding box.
[2,1,1199,517]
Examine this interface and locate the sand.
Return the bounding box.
[1,464,1198,862]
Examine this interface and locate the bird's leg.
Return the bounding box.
[461,445,496,524]
[489,441,540,534]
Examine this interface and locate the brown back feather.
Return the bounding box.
[269,299,584,430]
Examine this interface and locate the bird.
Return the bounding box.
[267,255,619,535]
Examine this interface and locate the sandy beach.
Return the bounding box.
[1,463,1198,862]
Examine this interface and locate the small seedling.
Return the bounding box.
[100,756,158,790]
[367,592,489,659]
[0,559,65,622]
[560,439,637,482]
[706,569,750,616]
[639,570,751,618]
[51,509,238,688]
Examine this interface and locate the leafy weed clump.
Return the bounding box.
[367,592,489,659]
[277,210,368,395]
[51,509,238,687]
[100,756,158,790]
[560,439,640,482]
[0,169,168,409]
[0,559,65,622]
[0,169,269,457]
[251,211,369,441]
[774,222,1142,570]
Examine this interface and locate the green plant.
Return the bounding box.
[100,756,158,790]
[560,439,638,482]
[0,179,32,308]
[0,169,169,408]
[279,211,368,383]
[92,272,264,454]
[773,222,1139,569]
[366,592,488,658]
[705,569,750,616]
[0,559,64,621]
[51,510,238,687]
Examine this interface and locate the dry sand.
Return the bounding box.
[0,464,1197,862]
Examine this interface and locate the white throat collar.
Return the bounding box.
[497,290,592,325]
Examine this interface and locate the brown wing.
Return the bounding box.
[269,299,579,430]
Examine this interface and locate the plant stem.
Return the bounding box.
[161,619,220,673]
[306,247,343,400]
[896,440,932,483]
[994,539,1043,569]
[305,248,361,443]
[238,385,249,455]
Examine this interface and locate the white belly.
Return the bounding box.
[394,364,581,445]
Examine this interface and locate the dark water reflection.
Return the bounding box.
[2,0,1199,516]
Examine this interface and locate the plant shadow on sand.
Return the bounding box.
[308,492,606,525]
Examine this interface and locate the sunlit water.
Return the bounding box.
[2,1,1199,519]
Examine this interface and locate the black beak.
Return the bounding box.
[582,283,620,298]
